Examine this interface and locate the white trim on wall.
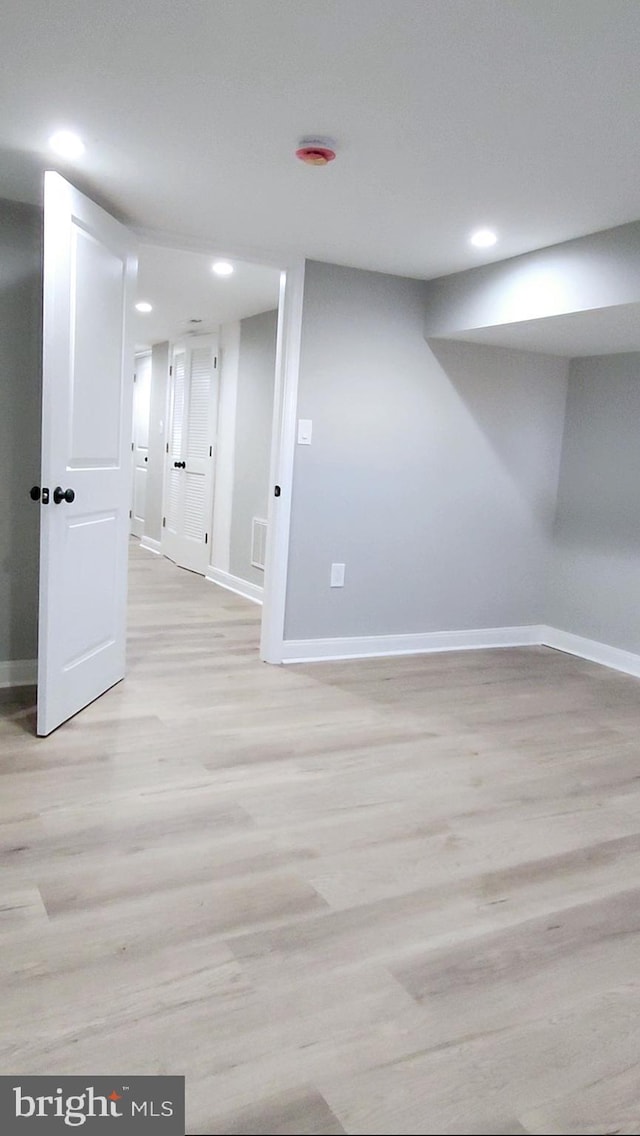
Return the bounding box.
[282,625,545,664]
[210,321,240,575]
[260,261,306,663]
[205,566,263,605]
[540,625,640,680]
[140,535,162,554]
[0,659,37,688]
[281,623,640,681]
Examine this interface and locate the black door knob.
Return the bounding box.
[173,460,185,469]
[30,485,41,501]
[53,486,75,504]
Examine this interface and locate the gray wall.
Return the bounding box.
[229,309,277,586]
[0,200,42,664]
[285,260,568,641]
[423,220,640,336]
[143,340,169,545]
[547,353,640,653]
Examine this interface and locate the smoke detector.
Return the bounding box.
[296,137,336,165]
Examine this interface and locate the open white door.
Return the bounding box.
[37,171,137,736]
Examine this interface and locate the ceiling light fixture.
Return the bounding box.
[470,228,498,248]
[212,261,234,277]
[49,129,85,159]
[135,301,153,313]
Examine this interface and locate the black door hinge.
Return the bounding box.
[214,356,217,369]
[129,509,132,518]
[162,517,166,528]
[169,365,173,376]
[274,485,281,497]
[205,533,208,544]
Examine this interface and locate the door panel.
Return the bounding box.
[70,229,124,465]
[37,171,137,736]
[183,473,206,541]
[187,347,213,462]
[170,351,186,456]
[162,336,218,575]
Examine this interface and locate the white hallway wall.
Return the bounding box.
[229,308,278,588]
[284,261,569,647]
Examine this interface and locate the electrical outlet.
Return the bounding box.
[330,563,345,587]
[297,418,313,444]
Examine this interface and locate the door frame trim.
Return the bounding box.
[260,261,305,663]
[134,229,305,665]
[131,348,151,539]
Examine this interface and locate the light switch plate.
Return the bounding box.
[297,418,313,445]
[330,563,345,587]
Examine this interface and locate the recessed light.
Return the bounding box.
[212,261,234,277]
[49,130,85,159]
[135,301,153,313]
[470,228,498,248]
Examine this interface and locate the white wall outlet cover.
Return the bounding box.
[297,418,313,444]
[330,562,345,587]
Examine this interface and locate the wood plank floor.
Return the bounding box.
[2,542,640,1134]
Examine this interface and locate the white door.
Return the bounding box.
[163,336,218,575]
[37,171,137,736]
[131,351,152,537]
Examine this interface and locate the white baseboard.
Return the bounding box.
[540,626,640,680]
[140,536,162,555]
[281,621,640,681]
[205,566,263,605]
[0,658,37,688]
[281,625,545,664]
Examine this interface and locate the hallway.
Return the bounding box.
[2,545,640,1133]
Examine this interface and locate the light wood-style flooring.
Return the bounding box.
[2,543,640,1134]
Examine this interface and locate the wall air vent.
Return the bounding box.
[251,517,268,571]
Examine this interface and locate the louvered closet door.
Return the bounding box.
[162,336,218,575]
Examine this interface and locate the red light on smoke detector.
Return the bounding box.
[296,138,336,165]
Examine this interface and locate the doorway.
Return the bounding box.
[129,243,282,607]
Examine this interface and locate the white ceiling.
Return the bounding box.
[2,1,640,280]
[133,245,280,350]
[441,303,640,358]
